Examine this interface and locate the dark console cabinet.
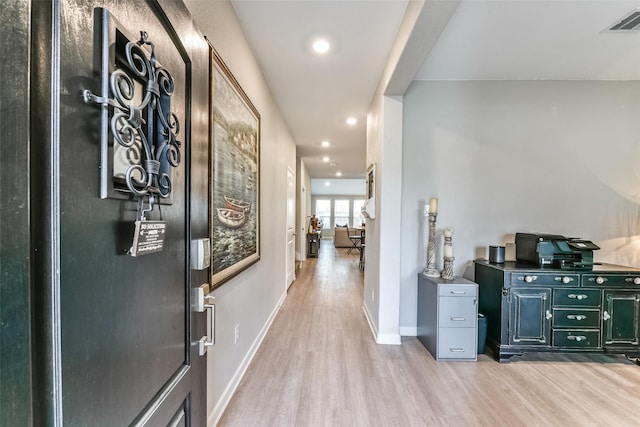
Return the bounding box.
[475,260,640,362]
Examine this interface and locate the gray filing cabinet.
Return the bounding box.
[417,274,478,361]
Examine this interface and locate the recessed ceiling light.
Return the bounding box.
[321,141,330,147]
[322,156,330,162]
[336,172,342,177]
[346,117,357,125]
[312,39,330,54]
[324,181,330,186]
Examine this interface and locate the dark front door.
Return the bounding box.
[31,0,208,425]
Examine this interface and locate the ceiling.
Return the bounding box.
[231,0,640,179]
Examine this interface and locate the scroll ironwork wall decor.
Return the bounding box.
[83,8,180,213]
[208,41,261,289]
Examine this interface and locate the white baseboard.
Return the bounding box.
[208,290,288,426]
[362,304,402,345]
[399,326,417,337]
[362,303,377,340]
[376,333,402,345]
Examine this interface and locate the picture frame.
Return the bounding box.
[366,163,375,200]
[209,44,261,289]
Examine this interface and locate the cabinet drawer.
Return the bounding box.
[553,288,602,307]
[552,329,601,348]
[511,273,579,286]
[583,274,640,287]
[437,327,476,360]
[438,284,477,297]
[552,308,600,328]
[439,297,477,328]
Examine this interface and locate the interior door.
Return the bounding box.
[31,1,207,424]
[286,167,296,288]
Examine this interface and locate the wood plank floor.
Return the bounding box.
[218,240,640,426]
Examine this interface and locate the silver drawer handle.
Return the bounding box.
[567,335,587,342]
[567,294,588,300]
[545,310,553,319]
[450,317,466,321]
[566,314,586,321]
[449,291,466,294]
[450,348,465,352]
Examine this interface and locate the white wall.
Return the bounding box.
[400,80,640,331]
[182,1,297,424]
[296,157,311,261]
[363,0,436,344]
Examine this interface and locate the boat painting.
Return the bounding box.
[210,46,260,289]
[216,208,247,229]
[224,195,251,215]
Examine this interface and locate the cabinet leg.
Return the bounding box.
[624,354,640,365]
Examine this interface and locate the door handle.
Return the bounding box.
[193,284,215,356]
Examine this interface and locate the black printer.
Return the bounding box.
[515,232,600,270]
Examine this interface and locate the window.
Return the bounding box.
[312,197,366,231]
[352,199,365,227]
[315,199,331,230]
[334,199,350,228]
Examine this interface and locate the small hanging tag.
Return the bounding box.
[129,220,166,257]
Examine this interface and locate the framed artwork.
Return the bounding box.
[366,163,375,199]
[209,44,260,289]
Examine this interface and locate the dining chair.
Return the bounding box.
[346,225,362,255]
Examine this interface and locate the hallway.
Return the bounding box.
[219,240,640,426]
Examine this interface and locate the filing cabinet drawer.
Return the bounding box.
[438,285,477,298]
[439,297,477,328]
[437,328,477,360]
[552,308,601,328]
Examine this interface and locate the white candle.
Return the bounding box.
[444,244,453,257]
[429,198,438,214]
[443,227,454,238]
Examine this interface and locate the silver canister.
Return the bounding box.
[489,246,505,263]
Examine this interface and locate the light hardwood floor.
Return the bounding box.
[219,240,640,426]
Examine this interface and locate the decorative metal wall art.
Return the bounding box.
[83,9,181,215]
[83,8,182,257]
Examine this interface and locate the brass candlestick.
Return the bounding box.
[423,213,440,277]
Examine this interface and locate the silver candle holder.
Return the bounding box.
[441,256,455,280]
[423,212,440,277]
[441,228,454,279]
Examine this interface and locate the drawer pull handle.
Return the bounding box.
[566,314,587,321]
[449,291,466,294]
[555,276,575,283]
[567,335,587,342]
[603,311,611,320]
[450,348,465,352]
[567,294,588,300]
[450,317,466,321]
[545,310,553,320]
